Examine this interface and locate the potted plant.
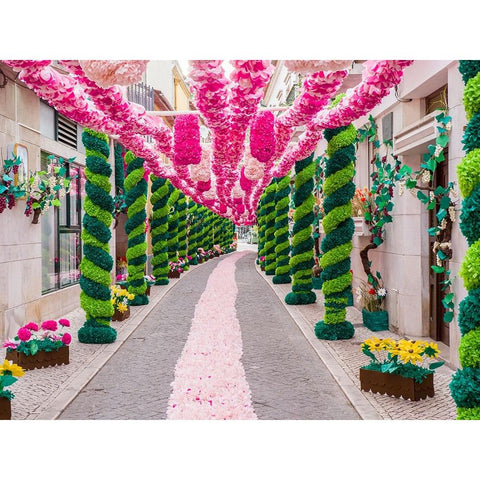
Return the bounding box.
[359,336,444,401]
[213,244,222,257]
[355,272,388,331]
[197,248,206,263]
[144,275,156,295]
[110,285,135,321]
[259,256,266,271]
[0,360,25,420]
[3,320,71,370]
[168,261,183,279]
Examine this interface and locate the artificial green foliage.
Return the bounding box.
[285,154,316,305]
[273,173,292,284]
[459,185,480,246]
[124,151,149,305]
[167,183,180,264]
[315,125,356,339]
[459,328,480,367]
[457,149,480,198]
[463,71,480,120]
[459,239,480,290]
[150,175,170,285]
[257,193,267,266]
[450,61,480,419]
[176,193,189,269]
[78,128,117,344]
[187,199,199,265]
[459,60,480,84]
[263,179,277,275]
[462,112,480,153]
[458,289,480,335]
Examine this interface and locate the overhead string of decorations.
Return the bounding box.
[4,59,412,224]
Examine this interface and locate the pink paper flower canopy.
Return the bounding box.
[3,59,413,224]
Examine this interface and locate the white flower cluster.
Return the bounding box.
[448,205,456,222]
[421,170,431,183]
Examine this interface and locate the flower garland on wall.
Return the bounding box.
[272,173,292,284]
[285,153,316,305]
[449,60,480,420]
[150,175,170,285]
[78,129,117,344]
[124,151,149,306]
[315,124,357,340]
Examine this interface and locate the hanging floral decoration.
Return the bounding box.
[284,60,353,75]
[173,114,202,166]
[250,110,276,163]
[79,60,149,88]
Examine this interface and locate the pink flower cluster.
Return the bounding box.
[284,60,353,75]
[250,110,276,163]
[79,60,149,88]
[173,114,202,166]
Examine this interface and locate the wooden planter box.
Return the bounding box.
[362,309,389,331]
[6,346,69,371]
[0,397,11,420]
[260,266,265,271]
[168,270,181,279]
[214,252,220,257]
[359,368,434,401]
[112,306,130,322]
[145,285,151,296]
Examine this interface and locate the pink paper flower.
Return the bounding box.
[59,319,70,328]
[250,111,276,163]
[61,333,72,345]
[24,322,40,331]
[173,114,202,166]
[3,340,19,350]
[17,327,32,342]
[79,60,149,88]
[284,60,353,75]
[41,320,58,331]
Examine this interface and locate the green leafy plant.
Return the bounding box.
[0,360,25,400]
[25,155,76,223]
[0,155,26,213]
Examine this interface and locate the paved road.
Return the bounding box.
[59,251,359,420]
[236,252,359,419]
[59,258,220,420]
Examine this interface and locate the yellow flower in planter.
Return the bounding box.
[117,303,128,313]
[0,359,25,377]
[362,337,383,352]
[127,293,135,301]
[422,342,439,358]
[397,341,424,364]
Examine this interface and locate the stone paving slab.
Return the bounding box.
[257,265,457,420]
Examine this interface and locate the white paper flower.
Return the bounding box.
[377,288,387,297]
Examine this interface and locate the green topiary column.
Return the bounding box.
[449,60,480,419]
[177,192,189,269]
[315,124,357,340]
[273,173,292,284]
[257,192,267,267]
[285,154,316,305]
[167,184,180,264]
[150,174,170,285]
[264,179,277,275]
[187,199,198,265]
[78,128,117,344]
[124,151,149,306]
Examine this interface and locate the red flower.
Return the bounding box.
[41,320,58,331]
[24,322,39,331]
[59,319,70,328]
[368,288,376,295]
[61,333,72,345]
[17,327,32,342]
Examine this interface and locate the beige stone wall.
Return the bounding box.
[350,61,467,368]
[0,69,115,340]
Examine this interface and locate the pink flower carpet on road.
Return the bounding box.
[167,251,257,420]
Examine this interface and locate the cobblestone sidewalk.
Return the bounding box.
[257,266,457,420]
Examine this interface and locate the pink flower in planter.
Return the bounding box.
[17,327,32,342]
[41,320,58,331]
[3,340,19,349]
[59,319,70,327]
[61,333,72,345]
[24,322,39,331]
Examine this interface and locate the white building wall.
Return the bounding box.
[144,60,175,105]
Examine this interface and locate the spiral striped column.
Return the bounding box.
[449,61,480,419]
[196,206,207,253]
[124,151,149,306]
[167,184,180,264]
[187,199,198,265]
[177,193,189,269]
[263,179,277,275]
[150,174,170,285]
[114,142,124,194]
[314,124,356,340]
[257,192,267,267]
[285,154,316,305]
[273,173,292,284]
[78,128,117,344]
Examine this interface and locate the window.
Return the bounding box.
[426,86,448,115]
[41,151,84,293]
[39,101,83,150]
